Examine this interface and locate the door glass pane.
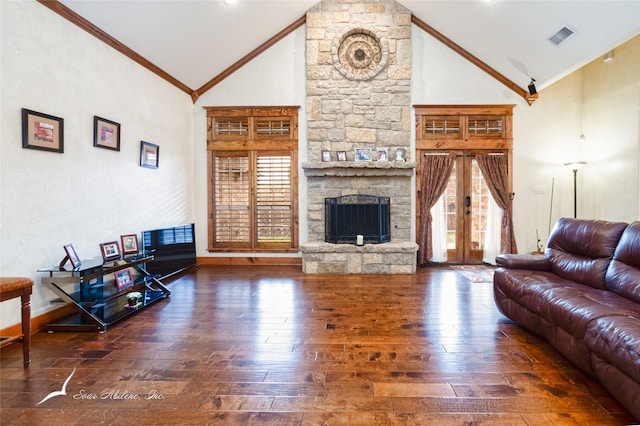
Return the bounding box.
[443,162,457,250]
[470,159,490,251]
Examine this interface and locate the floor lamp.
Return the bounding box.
[564,161,587,218]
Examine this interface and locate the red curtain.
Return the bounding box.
[417,153,456,265]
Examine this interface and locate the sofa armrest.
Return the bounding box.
[495,254,550,271]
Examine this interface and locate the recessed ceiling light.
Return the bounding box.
[224,0,236,5]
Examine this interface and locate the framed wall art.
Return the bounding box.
[93,116,121,151]
[120,234,138,256]
[337,151,347,161]
[321,150,331,162]
[99,241,121,262]
[140,141,159,169]
[21,108,64,153]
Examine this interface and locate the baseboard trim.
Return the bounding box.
[197,257,302,267]
[0,303,76,337]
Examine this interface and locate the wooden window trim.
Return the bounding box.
[415,105,514,150]
[206,106,299,253]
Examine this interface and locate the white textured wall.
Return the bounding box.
[194,27,308,257]
[0,1,195,327]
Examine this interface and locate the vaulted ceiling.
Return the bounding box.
[54,0,640,98]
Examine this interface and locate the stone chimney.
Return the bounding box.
[301,0,418,274]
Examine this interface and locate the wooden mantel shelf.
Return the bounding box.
[301,161,416,177]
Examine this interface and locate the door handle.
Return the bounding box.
[465,196,471,214]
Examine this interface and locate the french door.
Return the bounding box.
[414,104,514,265]
[440,151,492,264]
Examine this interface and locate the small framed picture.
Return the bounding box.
[120,234,139,255]
[337,151,347,161]
[355,148,372,161]
[140,141,159,169]
[376,147,389,161]
[61,243,81,269]
[114,269,134,290]
[100,241,121,262]
[321,150,331,162]
[21,108,64,153]
[93,116,121,151]
[393,147,407,162]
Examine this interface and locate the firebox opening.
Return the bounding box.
[325,194,390,244]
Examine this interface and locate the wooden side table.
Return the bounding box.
[0,277,34,367]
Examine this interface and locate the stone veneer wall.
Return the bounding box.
[302,0,418,274]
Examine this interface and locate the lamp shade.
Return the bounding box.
[564,161,587,171]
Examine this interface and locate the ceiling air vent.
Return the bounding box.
[549,25,575,46]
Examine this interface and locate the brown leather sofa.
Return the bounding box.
[494,217,640,421]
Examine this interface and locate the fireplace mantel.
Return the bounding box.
[302,161,415,177]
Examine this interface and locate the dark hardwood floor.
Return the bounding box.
[0,265,635,425]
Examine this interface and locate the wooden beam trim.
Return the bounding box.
[411,15,531,103]
[196,15,307,99]
[36,0,194,97]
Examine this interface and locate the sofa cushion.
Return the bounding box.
[495,253,550,270]
[546,218,627,289]
[538,287,640,338]
[585,315,640,384]
[494,268,574,314]
[606,221,640,303]
[495,267,640,337]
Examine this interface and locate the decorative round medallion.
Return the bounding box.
[333,28,388,81]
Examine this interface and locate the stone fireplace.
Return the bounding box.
[301,0,418,274]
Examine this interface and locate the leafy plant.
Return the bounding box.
[125,291,142,300]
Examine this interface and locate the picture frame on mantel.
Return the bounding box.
[376,147,389,161]
[394,147,407,162]
[140,141,159,169]
[355,148,372,161]
[21,108,64,153]
[337,151,347,161]
[321,150,331,162]
[93,116,121,151]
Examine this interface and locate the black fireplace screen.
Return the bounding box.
[325,194,390,244]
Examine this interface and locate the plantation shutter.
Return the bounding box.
[206,106,299,252]
[467,116,505,138]
[214,152,250,247]
[422,116,461,139]
[256,153,292,247]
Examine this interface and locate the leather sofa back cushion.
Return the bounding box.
[606,221,640,302]
[546,218,627,289]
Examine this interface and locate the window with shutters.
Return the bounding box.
[415,105,513,149]
[205,106,299,252]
